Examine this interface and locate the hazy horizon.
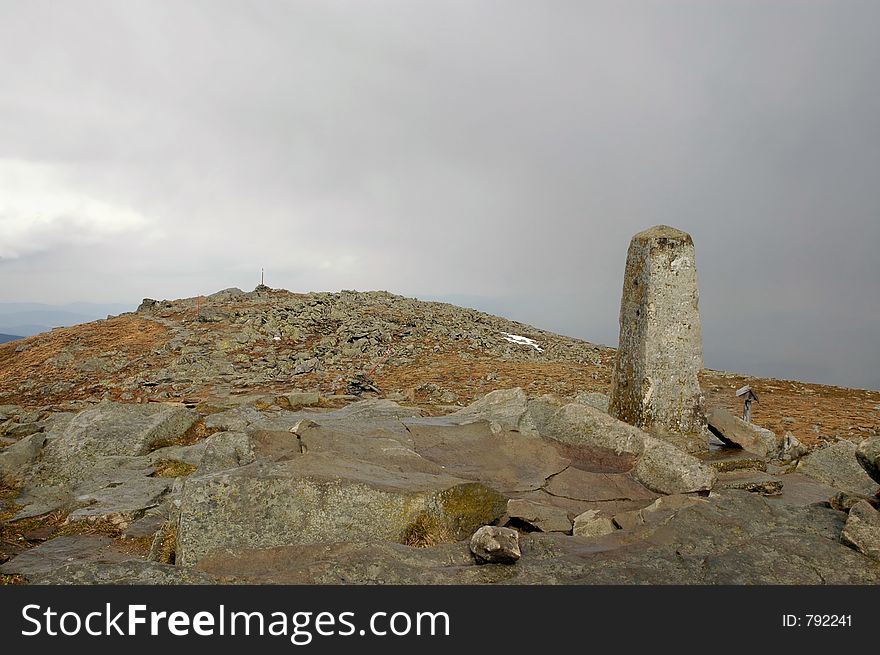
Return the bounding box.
[1,1,878,390]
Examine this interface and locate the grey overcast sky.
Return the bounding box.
[1,1,878,389]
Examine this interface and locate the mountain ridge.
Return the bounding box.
[0,286,877,448]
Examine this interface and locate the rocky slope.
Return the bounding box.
[0,287,879,585]
[1,287,878,446]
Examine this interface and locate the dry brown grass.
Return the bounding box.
[149,419,219,452]
[702,371,880,448]
[151,523,177,565]
[400,512,453,548]
[0,316,172,407]
[0,301,876,451]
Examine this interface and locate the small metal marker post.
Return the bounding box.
[736,384,759,423]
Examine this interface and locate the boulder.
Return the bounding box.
[39,401,198,461]
[632,437,716,494]
[572,510,617,537]
[0,405,22,421]
[470,526,521,564]
[447,388,528,432]
[0,432,47,484]
[829,491,880,513]
[284,391,321,407]
[534,401,715,494]
[506,499,571,533]
[541,402,646,456]
[706,407,778,458]
[797,440,879,496]
[856,437,880,485]
[840,501,880,561]
[176,454,507,566]
[197,431,255,473]
[11,402,198,519]
[4,422,42,439]
[574,391,610,413]
[519,394,564,437]
[780,432,808,461]
[207,287,245,302]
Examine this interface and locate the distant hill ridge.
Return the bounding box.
[0,287,877,448]
[0,302,136,337]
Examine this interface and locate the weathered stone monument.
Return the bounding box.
[609,225,707,453]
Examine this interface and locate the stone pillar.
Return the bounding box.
[609,225,707,453]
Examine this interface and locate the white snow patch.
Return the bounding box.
[502,333,544,352]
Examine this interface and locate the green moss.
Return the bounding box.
[151,460,197,478]
[436,483,507,540]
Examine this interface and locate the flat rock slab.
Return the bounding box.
[192,491,880,585]
[176,454,506,566]
[512,490,653,523]
[37,560,220,585]
[506,498,572,533]
[405,421,570,494]
[701,448,767,473]
[206,399,421,435]
[14,456,159,520]
[195,541,488,585]
[0,536,131,581]
[66,476,173,527]
[764,473,840,507]
[716,470,783,496]
[543,467,657,503]
[292,424,442,476]
[797,440,879,496]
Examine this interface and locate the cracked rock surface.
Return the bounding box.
[2,390,879,584]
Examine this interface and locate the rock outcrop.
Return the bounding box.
[856,436,880,484]
[797,439,879,496]
[840,501,880,561]
[707,407,778,458]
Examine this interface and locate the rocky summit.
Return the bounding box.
[1,286,879,585]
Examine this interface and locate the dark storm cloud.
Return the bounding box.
[0,0,878,388]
